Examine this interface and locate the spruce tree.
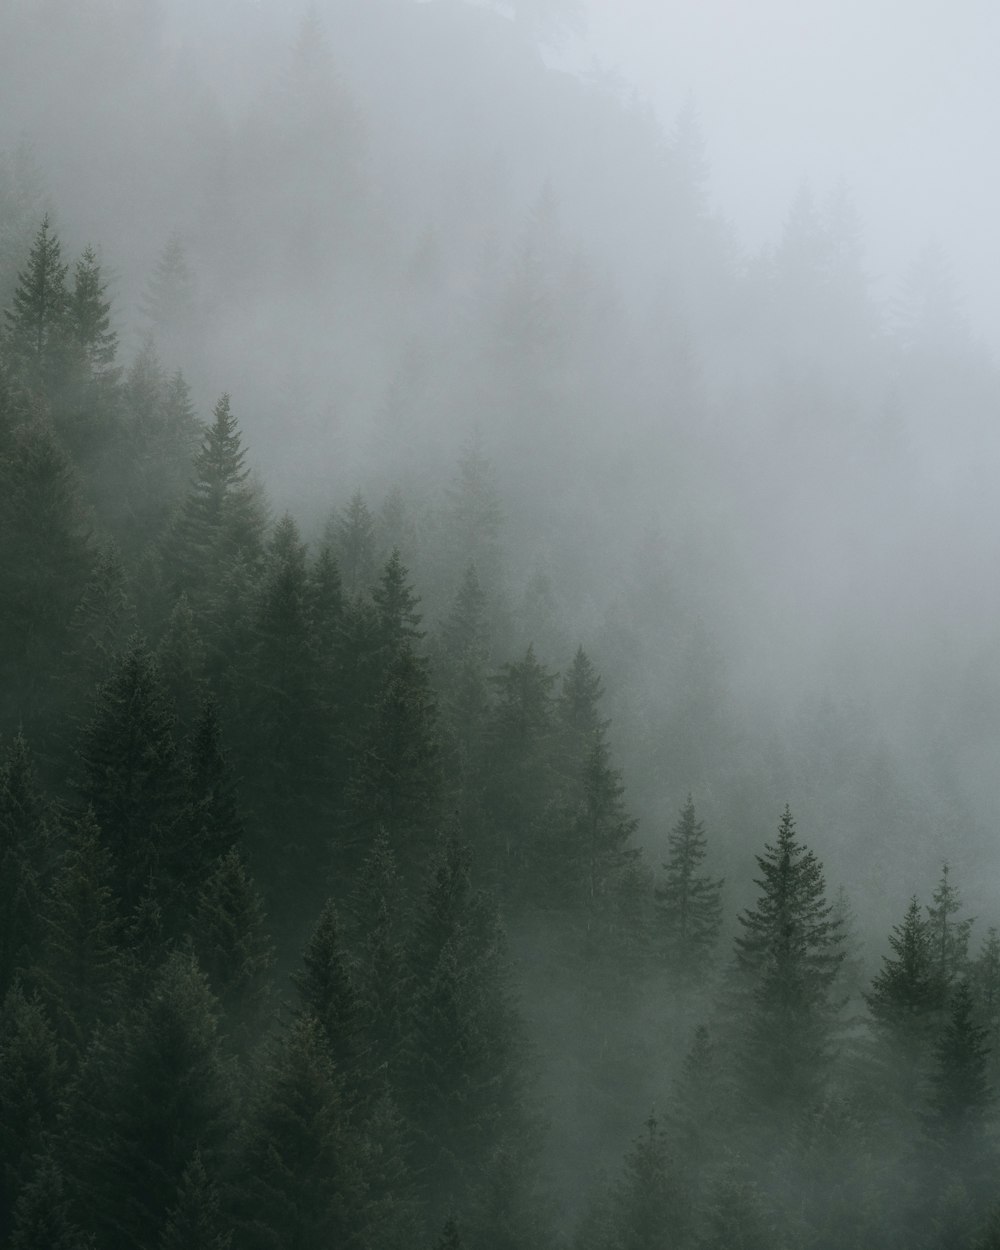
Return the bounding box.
[75,637,180,914]
[608,1114,687,1250]
[158,1151,232,1250]
[0,985,63,1243]
[730,807,844,1128]
[64,952,233,1250]
[230,1013,363,1250]
[68,245,118,380]
[187,849,274,1052]
[926,861,974,987]
[655,797,724,984]
[3,215,69,392]
[33,808,123,1055]
[334,490,376,594]
[8,1154,93,1250]
[866,896,947,1112]
[293,899,361,1084]
[0,734,53,999]
[373,547,425,656]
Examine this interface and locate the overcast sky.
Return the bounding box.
[552,0,1000,344]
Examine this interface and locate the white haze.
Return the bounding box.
[3,0,1000,938]
[561,0,1000,346]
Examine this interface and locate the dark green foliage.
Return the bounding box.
[68,245,118,379]
[402,840,530,1216]
[65,952,233,1250]
[483,645,556,894]
[373,547,425,655]
[923,979,992,1151]
[67,540,136,689]
[927,861,974,987]
[156,593,208,726]
[75,636,180,913]
[695,1161,781,1250]
[33,808,123,1053]
[0,418,93,718]
[3,215,69,391]
[350,831,408,1090]
[231,1013,363,1250]
[655,797,724,983]
[187,849,274,1049]
[730,807,843,1126]
[665,1025,728,1197]
[0,734,52,997]
[158,1151,233,1250]
[334,490,376,595]
[866,896,947,1112]
[9,1155,94,1250]
[434,1215,463,1250]
[0,985,63,1242]
[608,1115,687,1250]
[166,393,266,607]
[293,899,361,1080]
[346,644,443,883]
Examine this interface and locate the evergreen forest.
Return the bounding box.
[2,2,1000,1247]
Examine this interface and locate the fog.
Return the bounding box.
[2,1,1000,1243]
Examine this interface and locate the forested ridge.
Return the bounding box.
[3,2,1000,1247]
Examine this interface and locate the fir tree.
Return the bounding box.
[65,952,233,1250]
[334,490,376,595]
[0,734,53,999]
[230,1013,363,1250]
[158,1151,233,1250]
[373,547,425,656]
[730,807,844,1128]
[3,215,69,391]
[75,637,180,913]
[866,895,947,1110]
[926,861,974,987]
[33,809,123,1055]
[608,1114,687,1250]
[0,984,63,1243]
[8,1154,93,1250]
[293,899,361,1083]
[655,797,724,984]
[187,849,274,1051]
[68,245,118,380]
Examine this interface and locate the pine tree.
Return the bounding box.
[8,1154,93,1250]
[866,896,947,1109]
[730,807,844,1128]
[373,547,425,656]
[0,734,53,999]
[75,637,180,914]
[345,644,443,884]
[66,540,136,690]
[65,952,233,1250]
[187,849,274,1051]
[608,1114,687,1250]
[334,490,376,594]
[402,840,530,1215]
[922,979,992,1155]
[3,215,69,391]
[349,831,408,1092]
[695,1161,781,1250]
[926,861,974,987]
[68,245,118,380]
[655,797,724,984]
[166,393,266,606]
[230,1013,363,1250]
[482,646,556,894]
[0,419,93,716]
[158,1151,233,1250]
[33,809,123,1055]
[293,899,361,1084]
[0,985,63,1243]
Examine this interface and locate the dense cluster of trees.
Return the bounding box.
[2,205,1000,1248]
[2,3,1000,1246]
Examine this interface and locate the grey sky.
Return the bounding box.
[553,0,1000,342]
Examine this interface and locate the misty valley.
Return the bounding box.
[2,2,1000,1248]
